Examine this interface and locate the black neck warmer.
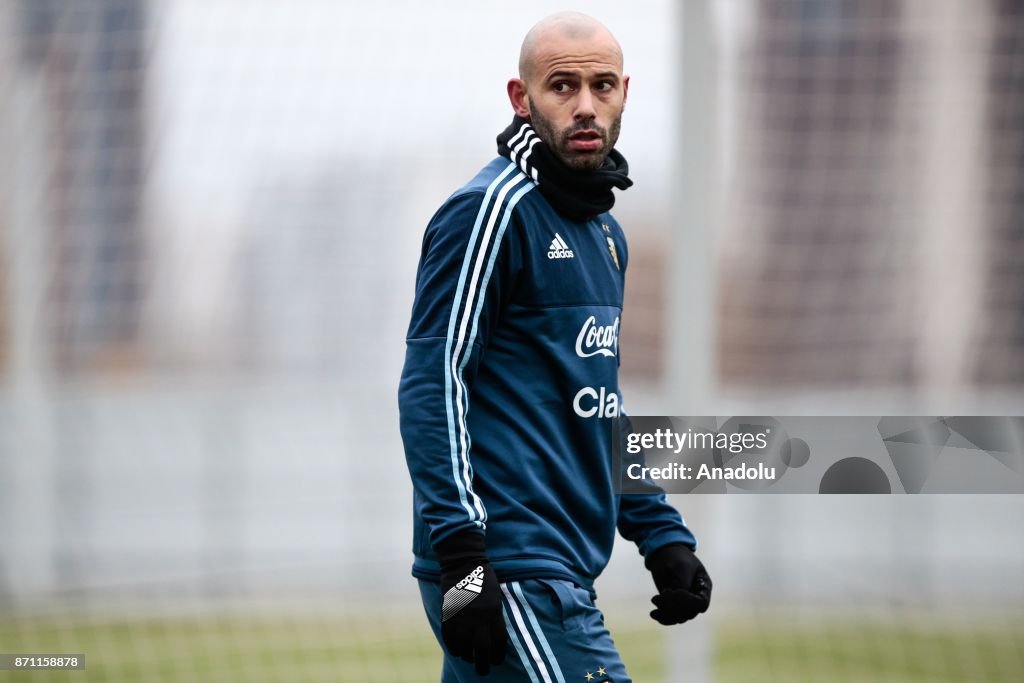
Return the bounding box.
[496,116,633,221]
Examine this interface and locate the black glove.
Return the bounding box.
[436,532,506,675]
[645,543,712,625]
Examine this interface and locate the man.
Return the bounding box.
[399,12,711,682]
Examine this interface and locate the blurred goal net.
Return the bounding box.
[715,0,1024,401]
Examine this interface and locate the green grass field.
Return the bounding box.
[1,610,1021,681]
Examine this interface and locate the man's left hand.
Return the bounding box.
[645,543,712,625]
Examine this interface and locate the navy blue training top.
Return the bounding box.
[399,158,696,588]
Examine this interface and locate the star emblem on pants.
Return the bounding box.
[585,673,594,681]
[598,666,607,676]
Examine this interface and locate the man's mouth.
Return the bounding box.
[567,130,603,152]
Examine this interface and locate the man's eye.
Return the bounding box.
[553,82,573,93]
[595,81,614,92]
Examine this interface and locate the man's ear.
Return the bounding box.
[507,78,531,118]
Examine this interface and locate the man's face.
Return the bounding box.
[522,34,628,171]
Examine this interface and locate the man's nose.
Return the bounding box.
[573,87,596,121]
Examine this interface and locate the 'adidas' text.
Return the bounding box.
[457,566,485,594]
[548,233,575,259]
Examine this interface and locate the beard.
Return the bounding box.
[529,107,623,171]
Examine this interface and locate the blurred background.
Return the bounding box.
[1,0,1022,681]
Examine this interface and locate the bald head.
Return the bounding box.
[507,12,629,171]
[518,12,623,83]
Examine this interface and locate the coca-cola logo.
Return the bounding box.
[575,315,619,358]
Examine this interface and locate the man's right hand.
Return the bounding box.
[437,533,507,675]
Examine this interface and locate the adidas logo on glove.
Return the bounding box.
[442,566,486,622]
[548,233,575,259]
[457,566,485,593]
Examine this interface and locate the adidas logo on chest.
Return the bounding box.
[547,233,575,259]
